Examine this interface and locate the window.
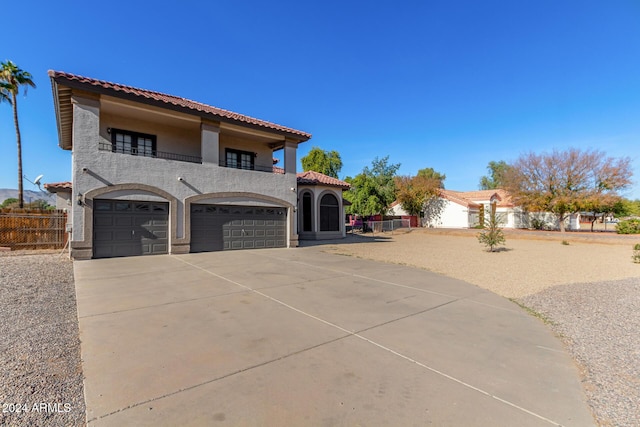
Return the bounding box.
[319,193,340,231]
[302,192,313,232]
[111,129,156,158]
[225,149,255,170]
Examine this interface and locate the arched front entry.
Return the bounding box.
[297,186,345,240]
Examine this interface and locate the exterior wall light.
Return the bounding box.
[77,193,83,206]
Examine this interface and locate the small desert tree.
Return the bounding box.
[505,148,632,232]
[477,206,506,252]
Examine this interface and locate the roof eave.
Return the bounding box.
[50,72,311,143]
[49,73,72,150]
[297,182,350,190]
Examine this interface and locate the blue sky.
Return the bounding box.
[1,0,639,198]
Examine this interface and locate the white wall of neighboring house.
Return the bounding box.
[393,192,582,231]
[425,198,469,228]
[389,203,408,216]
[496,207,512,228]
[528,212,581,230]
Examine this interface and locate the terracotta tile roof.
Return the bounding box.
[439,189,514,208]
[273,166,285,175]
[48,70,311,140]
[439,190,480,208]
[296,171,350,189]
[44,181,72,192]
[459,189,514,207]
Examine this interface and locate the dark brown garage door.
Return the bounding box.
[93,200,169,258]
[190,204,286,252]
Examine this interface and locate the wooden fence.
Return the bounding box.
[0,209,68,250]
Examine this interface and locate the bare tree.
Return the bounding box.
[505,148,633,232]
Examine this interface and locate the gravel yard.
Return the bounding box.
[320,229,640,427]
[0,251,85,427]
[522,278,640,427]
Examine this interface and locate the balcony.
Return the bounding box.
[98,142,202,164]
[218,160,282,174]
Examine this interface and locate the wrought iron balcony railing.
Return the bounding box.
[99,142,202,164]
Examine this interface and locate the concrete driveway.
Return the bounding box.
[74,246,594,426]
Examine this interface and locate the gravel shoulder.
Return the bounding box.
[314,228,640,427]
[521,278,640,427]
[0,251,85,427]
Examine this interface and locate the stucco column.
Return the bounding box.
[284,139,297,175]
[201,122,220,165]
[70,95,100,259]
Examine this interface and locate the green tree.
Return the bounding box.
[344,156,400,216]
[479,160,511,190]
[301,146,343,179]
[1,61,36,208]
[1,197,18,208]
[417,167,446,188]
[617,199,640,217]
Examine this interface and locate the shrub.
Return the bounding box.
[616,219,640,234]
[561,240,570,245]
[633,244,640,264]
[531,218,547,230]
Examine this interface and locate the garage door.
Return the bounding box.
[93,200,169,258]
[190,204,286,252]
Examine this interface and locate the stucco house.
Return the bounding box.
[390,189,517,228]
[49,71,347,259]
[43,181,72,210]
[391,189,580,230]
[431,189,520,228]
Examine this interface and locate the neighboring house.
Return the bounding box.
[43,181,72,210]
[387,201,419,227]
[296,171,350,240]
[49,71,331,259]
[438,189,520,229]
[396,188,580,230]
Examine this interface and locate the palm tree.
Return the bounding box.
[0,61,36,208]
[0,82,11,104]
